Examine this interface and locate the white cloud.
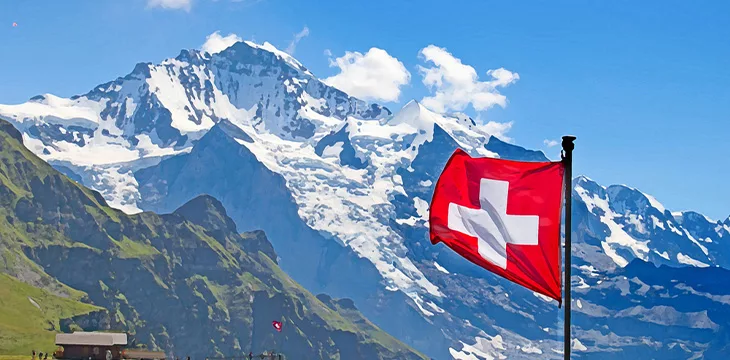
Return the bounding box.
[285,26,310,55]
[484,121,513,142]
[543,139,559,147]
[201,31,242,54]
[472,112,513,141]
[417,45,519,113]
[323,49,332,57]
[323,48,411,102]
[147,0,192,11]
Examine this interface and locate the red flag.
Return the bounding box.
[429,149,565,302]
[272,320,282,332]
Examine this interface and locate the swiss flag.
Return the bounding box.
[429,149,565,302]
[272,320,282,332]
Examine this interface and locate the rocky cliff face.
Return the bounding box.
[0,119,425,360]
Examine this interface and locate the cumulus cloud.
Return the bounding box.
[543,139,559,147]
[484,121,514,142]
[285,26,310,55]
[323,48,411,102]
[417,45,519,113]
[147,0,192,11]
[201,31,242,54]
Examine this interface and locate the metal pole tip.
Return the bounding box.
[561,136,576,151]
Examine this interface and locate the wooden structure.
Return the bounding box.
[54,332,127,360]
[53,332,165,360]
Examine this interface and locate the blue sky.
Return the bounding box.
[1,0,728,219]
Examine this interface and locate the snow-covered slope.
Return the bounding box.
[0,42,388,213]
[2,40,729,359]
[573,176,730,270]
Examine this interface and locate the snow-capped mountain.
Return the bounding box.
[2,40,729,359]
[1,41,388,213]
[574,176,730,271]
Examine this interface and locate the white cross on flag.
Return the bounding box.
[429,149,565,302]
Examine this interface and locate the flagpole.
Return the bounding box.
[561,135,575,360]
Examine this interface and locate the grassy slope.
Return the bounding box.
[0,274,102,354]
[0,356,31,360]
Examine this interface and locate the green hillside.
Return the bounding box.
[0,274,102,354]
[0,119,426,360]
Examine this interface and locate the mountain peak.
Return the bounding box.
[386,99,431,128]
[484,136,549,162]
[606,184,669,216]
[674,210,715,225]
[402,99,422,110]
[384,100,475,134]
[225,40,313,76]
[575,175,596,184]
[175,48,205,63]
[173,195,238,233]
[0,119,23,142]
[123,62,153,80]
[574,175,606,197]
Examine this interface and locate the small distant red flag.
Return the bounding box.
[272,320,282,332]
